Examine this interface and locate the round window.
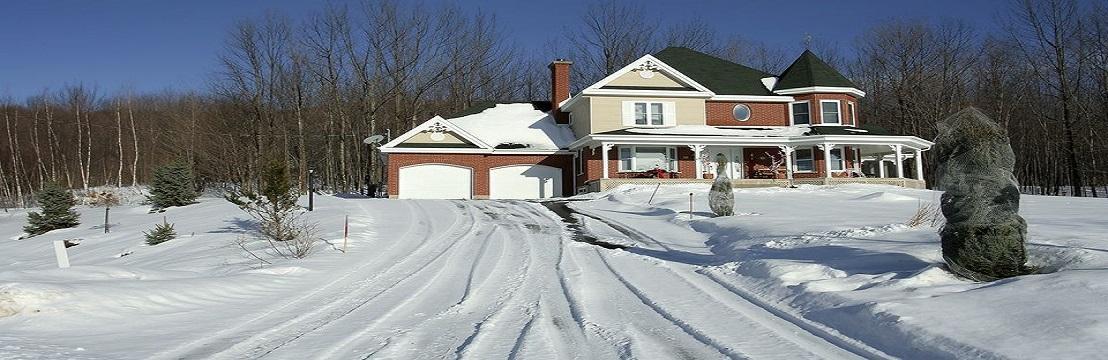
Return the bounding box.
[732,104,751,122]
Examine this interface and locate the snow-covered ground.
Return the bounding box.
[0,185,1105,359]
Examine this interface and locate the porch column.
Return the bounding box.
[778,145,795,181]
[893,144,904,178]
[821,143,834,179]
[601,143,612,179]
[914,148,924,181]
[877,156,887,178]
[690,145,705,179]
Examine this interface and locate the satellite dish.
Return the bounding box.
[364,135,385,145]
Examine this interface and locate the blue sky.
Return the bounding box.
[0,0,1017,100]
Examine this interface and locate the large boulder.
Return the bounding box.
[933,107,1028,281]
[709,153,734,217]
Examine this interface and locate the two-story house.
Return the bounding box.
[380,47,932,199]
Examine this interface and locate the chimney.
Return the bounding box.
[549,59,572,124]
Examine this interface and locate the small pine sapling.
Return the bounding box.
[24,183,80,236]
[227,159,319,260]
[144,217,177,246]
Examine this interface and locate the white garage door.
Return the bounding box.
[489,165,563,199]
[399,164,473,199]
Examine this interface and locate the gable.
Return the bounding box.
[603,69,694,90]
[396,130,478,148]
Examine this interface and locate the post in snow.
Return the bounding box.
[53,240,70,268]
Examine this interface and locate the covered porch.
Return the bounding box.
[573,130,932,192]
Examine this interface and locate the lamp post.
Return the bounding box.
[308,169,315,211]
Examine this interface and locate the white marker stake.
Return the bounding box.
[53,240,70,268]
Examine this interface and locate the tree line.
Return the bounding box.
[1,0,1106,206]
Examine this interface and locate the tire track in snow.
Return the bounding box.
[251,201,486,359]
[178,200,477,360]
[150,200,432,360]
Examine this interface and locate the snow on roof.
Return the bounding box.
[624,125,810,137]
[446,103,576,150]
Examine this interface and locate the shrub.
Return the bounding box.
[708,153,734,217]
[24,183,80,236]
[227,160,318,261]
[144,218,177,246]
[148,161,198,210]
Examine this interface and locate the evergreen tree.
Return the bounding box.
[24,183,80,236]
[934,107,1028,280]
[144,219,177,245]
[148,161,198,210]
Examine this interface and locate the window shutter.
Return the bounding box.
[663,101,677,125]
[621,101,635,126]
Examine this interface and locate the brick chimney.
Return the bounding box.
[549,59,572,124]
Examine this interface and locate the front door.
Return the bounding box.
[704,147,744,179]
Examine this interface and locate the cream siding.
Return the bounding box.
[568,96,592,138]
[586,96,706,133]
[606,71,687,88]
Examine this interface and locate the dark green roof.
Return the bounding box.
[653,47,776,96]
[775,50,856,90]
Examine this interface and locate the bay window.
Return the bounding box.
[790,101,810,125]
[821,100,841,124]
[618,146,679,172]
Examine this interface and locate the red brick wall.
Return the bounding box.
[388,153,573,197]
[705,101,790,127]
[742,146,859,179]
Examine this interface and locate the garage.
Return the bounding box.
[489,164,563,199]
[398,164,473,199]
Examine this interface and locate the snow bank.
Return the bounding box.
[448,103,576,150]
[576,183,1108,358]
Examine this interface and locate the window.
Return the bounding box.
[821,100,841,124]
[618,146,679,172]
[650,103,664,125]
[794,148,814,172]
[575,149,584,175]
[624,101,671,126]
[790,101,810,125]
[846,102,856,126]
[732,104,751,122]
[829,148,845,171]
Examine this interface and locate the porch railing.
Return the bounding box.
[584,177,926,192]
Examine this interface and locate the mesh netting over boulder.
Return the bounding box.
[934,107,1028,281]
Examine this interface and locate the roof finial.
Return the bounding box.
[803,33,813,49]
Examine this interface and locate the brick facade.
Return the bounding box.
[388,153,573,198]
[705,101,790,127]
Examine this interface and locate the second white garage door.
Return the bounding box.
[489,165,563,199]
[398,164,473,199]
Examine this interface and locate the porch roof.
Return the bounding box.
[571,124,933,150]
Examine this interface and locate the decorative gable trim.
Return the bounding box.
[562,54,715,109]
[380,115,493,150]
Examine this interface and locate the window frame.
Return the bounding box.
[846,101,856,126]
[630,101,667,126]
[829,148,846,171]
[732,103,752,122]
[789,101,811,126]
[574,148,585,175]
[793,148,815,173]
[617,145,679,172]
[820,100,842,125]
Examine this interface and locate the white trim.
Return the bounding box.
[793,147,815,173]
[580,88,711,98]
[398,163,474,199]
[774,86,866,97]
[708,95,794,102]
[566,133,935,152]
[819,100,842,125]
[380,115,493,150]
[788,100,811,126]
[623,101,675,127]
[847,101,857,126]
